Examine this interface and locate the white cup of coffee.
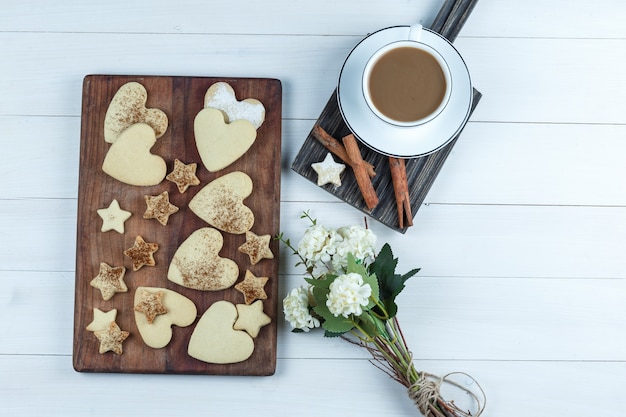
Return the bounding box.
[362,24,452,127]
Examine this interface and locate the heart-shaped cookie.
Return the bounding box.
[104,81,168,143]
[188,301,254,364]
[168,227,239,291]
[133,287,197,349]
[102,123,167,186]
[188,171,254,234]
[204,82,265,129]
[194,107,257,172]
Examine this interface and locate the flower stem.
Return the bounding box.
[359,317,478,417]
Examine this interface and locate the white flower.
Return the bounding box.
[297,224,341,274]
[331,226,377,271]
[283,286,320,332]
[326,272,372,318]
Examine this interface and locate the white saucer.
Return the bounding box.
[337,26,473,158]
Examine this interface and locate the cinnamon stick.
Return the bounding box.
[388,157,413,228]
[312,126,376,178]
[342,134,379,210]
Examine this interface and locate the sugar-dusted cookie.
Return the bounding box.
[97,199,132,234]
[104,81,168,143]
[234,270,269,305]
[166,159,200,193]
[238,231,274,265]
[85,308,118,332]
[90,262,127,301]
[311,152,346,187]
[188,171,254,234]
[123,235,158,271]
[234,300,271,338]
[203,82,265,129]
[168,227,239,291]
[143,191,179,226]
[134,288,167,324]
[102,123,167,186]
[188,301,254,364]
[134,286,197,349]
[93,321,130,355]
[194,107,257,172]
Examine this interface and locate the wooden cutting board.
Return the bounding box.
[73,75,282,375]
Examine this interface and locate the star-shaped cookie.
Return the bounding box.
[238,231,274,265]
[311,152,345,187]
[90,262,127,301]
[97,199,132,233]
[234,270,269,305]
[86,308,118,332]
[234,300,271,338]
[124,235,159,271]
[166,159,201,193]
[134,288,168,324]
[93,321,130,355]
[143,191,179,226]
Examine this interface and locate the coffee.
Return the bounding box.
[367,46,447,123]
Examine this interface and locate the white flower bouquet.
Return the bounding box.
[279,212,485,417]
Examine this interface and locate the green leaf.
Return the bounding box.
[311,286,329,313]
[369,244,398,300]
[304,274,335,290]
[402,267,421,281]
[320,312,354,334]
[368,243,420,319]
[357,311,385,338]
[346,253,368,276]
[383,299,398,319]
[361,271,380,309]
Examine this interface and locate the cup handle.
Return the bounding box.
[408,23,423,41]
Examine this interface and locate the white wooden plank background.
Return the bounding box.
[1,1,625,416]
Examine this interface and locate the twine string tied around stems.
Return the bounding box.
[407,364,485,417]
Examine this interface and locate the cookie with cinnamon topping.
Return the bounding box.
[238,231,274,265]
[234,270,269,305]
[134,288,168,324]
[167,227,239,291]
[93,321,130,355]
[143,191,179,226]
[166,159,200,193]
[189,171,254,234]
[124,235,159,271]
[90,262,127,301]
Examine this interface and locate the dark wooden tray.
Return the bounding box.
[292,0,481,233]
[73,75,282,375]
